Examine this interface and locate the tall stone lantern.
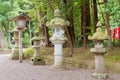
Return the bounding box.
[11,13,30,62]
[46,8,70,69]
[30,31,45,65]
[88,25,109,79]
[10,28,19,60]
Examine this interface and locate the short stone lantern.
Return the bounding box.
[40,36,46,47]
[88,24,109,79]
[46,8,70,69]
[10,28,19,60]
[11,13,30,62]
[30,31,45,65]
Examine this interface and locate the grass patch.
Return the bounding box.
[23,47,120,73]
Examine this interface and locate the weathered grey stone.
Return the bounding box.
[10,28,19,60]
[30,31,45,65]
[46,8,69,69]
[88,27,109,79]
[10,48,19,60]
[0,30,5,48]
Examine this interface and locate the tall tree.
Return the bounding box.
[81,0,91,48]
[0,0,21,46]
[28,0,50,47]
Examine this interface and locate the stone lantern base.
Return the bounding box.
[92,72,109,79]
[51,62,62,69]
[30,57,45,65]
[49,62,67,70]
[10,48,19,60]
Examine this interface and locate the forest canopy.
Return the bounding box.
[0,0,119,48]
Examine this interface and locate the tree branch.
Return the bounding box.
[46,0,54,14]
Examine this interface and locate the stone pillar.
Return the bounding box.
[91,46,108,79]
[0,30,5,49]
[46,8,69,69]
[10,28,19,60]
[52,41,65,68]
[95,55,105,73]
[30,31,45,65]
[88,27,109,79]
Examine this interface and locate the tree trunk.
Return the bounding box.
[5,21,11,47]
[63,0,75,46]
[43,20,50,47]
[62,0,74,56]
[43,2,51,47]
[67,6,75,46]
[36,7,47,47]
[8,23,11,45]
[93,0,98,32]
[104,0,112,49]
[28,21,32,45]
[81,0,91,48]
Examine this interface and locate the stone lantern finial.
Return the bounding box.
[54,8,61,17]
[96,22,102,27]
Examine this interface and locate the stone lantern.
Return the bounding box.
[11,13,30,62]
[10,28,19,60]
[46,8,70,69]
[30,31,45,65]
[88,24,109,79]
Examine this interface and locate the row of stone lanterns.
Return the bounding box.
[10,8,109,79]
[10,13,45,65]
[10,13,30,62]
[47,8,109,79]
[10,8,69,67]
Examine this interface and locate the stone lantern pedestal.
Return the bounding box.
[46,8,69,69]
[10,28,19,60]
[88,27,109,79]
[90,42,108,79]
[30,32,45,65]
[51,40,65,68]
[40,36,46,47]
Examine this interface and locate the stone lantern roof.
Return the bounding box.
[10,13,30,21]
[46,8,70,29]
[88,27,108,41]
[13,28,19,32]
[31,31,41,41]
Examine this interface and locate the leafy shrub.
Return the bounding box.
[23,48,34,58]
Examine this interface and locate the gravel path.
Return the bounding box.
[0,54,119,80]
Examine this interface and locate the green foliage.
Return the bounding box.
[0,0,119,48]
[107,0,120,29]
[6,44,13,49]
[23,47,34,58]
[22,32,30,47]
[98,0,120,29]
